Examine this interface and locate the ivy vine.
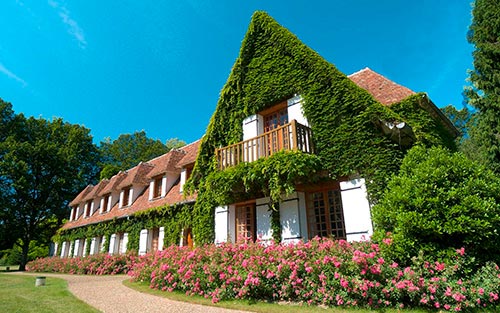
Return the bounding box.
[187,11,456,243]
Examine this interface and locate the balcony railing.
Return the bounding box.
[216,120,314,170]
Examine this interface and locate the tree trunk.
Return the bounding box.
[18,240,30,271]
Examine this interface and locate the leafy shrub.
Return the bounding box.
[26,253,135,275]
[27,238,500,311]
[127,239,500,311]
[372,146,500,267]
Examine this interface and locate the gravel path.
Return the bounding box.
[14,273,249,313]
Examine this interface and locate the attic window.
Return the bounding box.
[153,176,163,199]
[122,187,131,207]
[102,194,109,213]
[85,200,92,218]
[70,207,76,221]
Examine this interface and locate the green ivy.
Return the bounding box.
[187,11,456,243]
[55,203,194,251]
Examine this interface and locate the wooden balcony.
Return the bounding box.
[216,120,314,170]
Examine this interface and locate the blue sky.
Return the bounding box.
[1,1,473,145]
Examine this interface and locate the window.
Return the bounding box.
[260,101,290,155]
[150,228,160,252]
[85,200,92,218]
[71,207,77,220]
[102,194,109,213]
[235,203,256,242]
[122,187,131,207]
[153,177,163,198]
[263,102,289,132]
[306,188,346,239]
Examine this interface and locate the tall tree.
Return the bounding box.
[0,100,100,270]
[99,131,185,179]
[465,0,500,173]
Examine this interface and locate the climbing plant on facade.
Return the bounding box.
[186,12,456,243]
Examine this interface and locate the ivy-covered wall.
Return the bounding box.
[55,203,194,251]
[187,12,456,244]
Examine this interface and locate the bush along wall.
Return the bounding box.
[186,11,457,243]
[54,202,194,252]
[28,238,500,311]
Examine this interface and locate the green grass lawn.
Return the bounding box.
[123,279,427,313]
[0,274,99,313]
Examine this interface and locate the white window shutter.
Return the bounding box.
[215,206,229,244]
[108,234,116,255]
[158,227,165,251]
[161,176,167,197]
[60,242,67,258]
[90,238,96,255]
[139,229,148,255]
[340,178,373,242]
[149,181,155,200]
[82,239,88,257]
[73,239,80,257]
[121,233,128,254]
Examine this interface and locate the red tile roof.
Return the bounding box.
[147,149,186,178]
[177,140,201,168]
[348,68,415,106]
[98,171,127,196]
[64,140,200,230]
[69,185,93,207]
[62,181,197,230]
[117,162,154,188]
[82,179,109,201]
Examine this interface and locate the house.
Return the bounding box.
[56,12,457,256]
[57,141,199,257]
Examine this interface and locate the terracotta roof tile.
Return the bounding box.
[62,139,201,230]
[98,172,127,196]
[62,181,196,230]
[117,162,154,188]
[177,140,201,168]
[147,149,186,178]
[348,67,415,106]
[69,185,94,207]
[82,179,109,201]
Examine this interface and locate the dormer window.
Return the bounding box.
[121,186,131,208]
[102,194,109,213]
[153,177,163,199]
[70,207,76,221]
[85,200,92,218]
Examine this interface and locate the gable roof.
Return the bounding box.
[98,171,127,196]
[69,185,93,206]
[147,149,186,178]
[348,68,415,106]
[82,179,109,201]
[117,162,154,188]
[177,140,201,168]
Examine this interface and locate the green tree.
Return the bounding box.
[372,146,500,267]
[440,105,473,140]
[99,131,185,179]
[465,0,500,173]
[0,100,100,270]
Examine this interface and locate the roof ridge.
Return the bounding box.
[347,67,371,77]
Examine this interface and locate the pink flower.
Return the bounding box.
[340,278,349,288]
[456,247,465,256]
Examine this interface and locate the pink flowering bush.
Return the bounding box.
[128,238,500,311]
[26,253,135,275]
[27,238,500,311]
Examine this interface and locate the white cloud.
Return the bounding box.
[0,63,27,87]
[48,0,87,48]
